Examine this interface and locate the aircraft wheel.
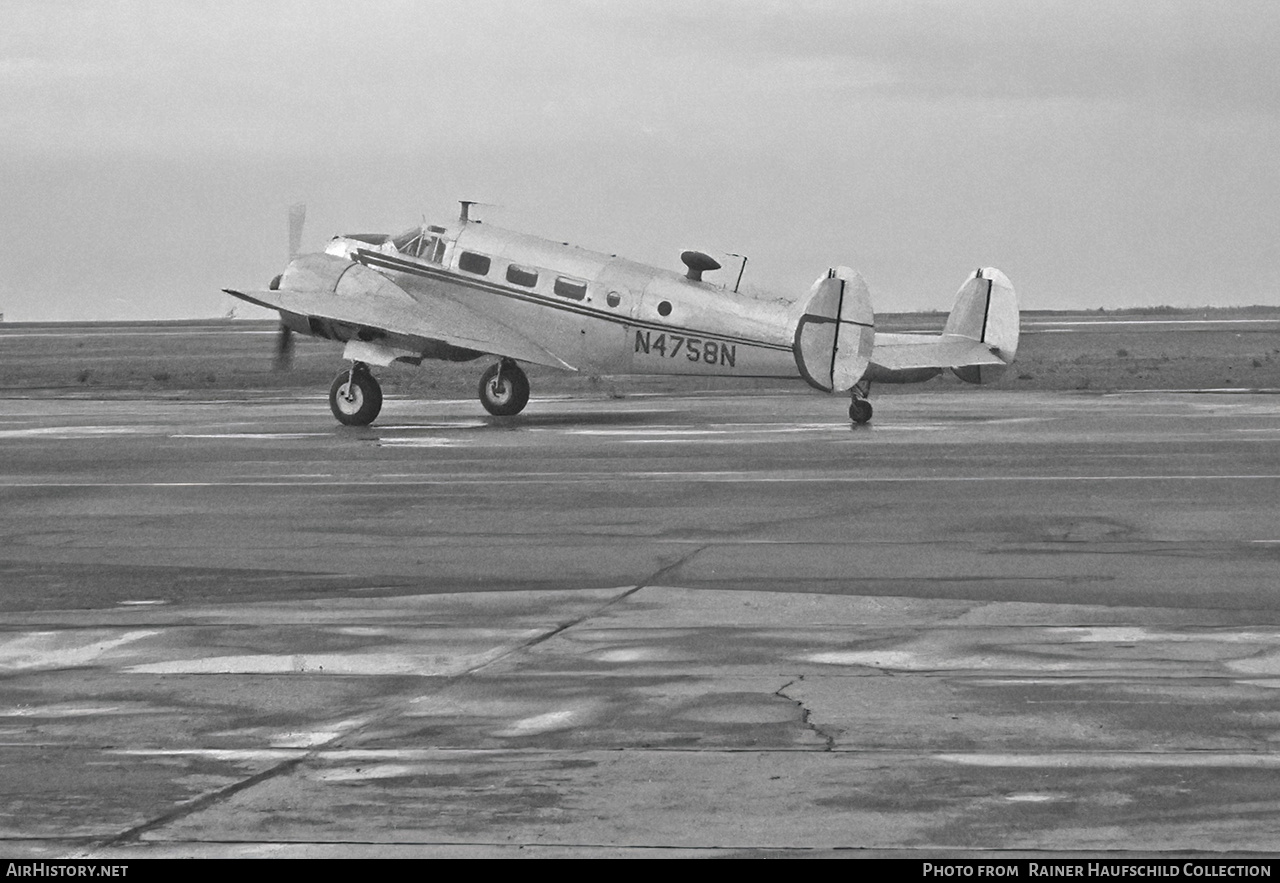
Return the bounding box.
[478,362,530,416]
[329,366,383,426]
[849,399,873,424]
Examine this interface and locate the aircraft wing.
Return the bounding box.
[224,285,576,371]
[870,332,1010,370]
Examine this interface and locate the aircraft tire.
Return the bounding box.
[479,362,530,416]
[849,399,873,424]
[329,367,383,426]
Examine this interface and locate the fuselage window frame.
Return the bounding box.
[553,276,588,301]
[506,264,539,288]
[458,251,491,276]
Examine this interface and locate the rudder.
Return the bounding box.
[944,268,1019,384]
[792,266,875,393]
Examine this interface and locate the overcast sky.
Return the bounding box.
[2,0,1278,320]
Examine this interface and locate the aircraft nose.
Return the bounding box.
[277,253,354,294]
[279,252,414,305]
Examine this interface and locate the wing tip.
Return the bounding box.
[223,289,278,311]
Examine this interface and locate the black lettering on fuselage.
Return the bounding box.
[635,329,736,368]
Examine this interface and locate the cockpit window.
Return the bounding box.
[390,228,446,261]
[391,228,421,252]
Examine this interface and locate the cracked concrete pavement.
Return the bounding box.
[3,382,1280,856]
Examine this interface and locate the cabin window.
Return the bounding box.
[606,291,622,308]
[458,251,491,275]
[553,276,588,301]
[506,264,539,287]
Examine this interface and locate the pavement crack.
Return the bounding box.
[776,675,835,751]
[333,546,707,743]
[506,544,707,655]
[89,546,710,850]
[93,756,308,851]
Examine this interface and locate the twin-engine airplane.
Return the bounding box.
[225,203,1018,426]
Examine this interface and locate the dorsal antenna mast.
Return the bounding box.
[728,253,748,293]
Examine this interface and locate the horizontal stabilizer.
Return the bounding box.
[872,333,1011,369]
[869,268,1018,382]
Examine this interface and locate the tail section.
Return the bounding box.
[792,266,875,392]
[944,268,1019,384]
[864,268,1018,382]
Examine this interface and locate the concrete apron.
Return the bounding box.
[4,586,1280,856]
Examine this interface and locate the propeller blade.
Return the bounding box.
[274,323,295,371]
[288,203,306,261]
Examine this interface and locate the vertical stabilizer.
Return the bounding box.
[943,268,1019,357]
[944,268,1019,384]
[792,266,876,393]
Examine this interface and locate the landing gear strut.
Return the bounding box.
[478,359,530,416]
[849,379,873,425]
[329,362,383,426]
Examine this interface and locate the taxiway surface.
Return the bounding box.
[3,389,1280,856]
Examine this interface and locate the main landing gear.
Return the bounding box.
[326,359,531,427]
[478,358,530,417]
[329,362,383,426]
[849,379,873,425]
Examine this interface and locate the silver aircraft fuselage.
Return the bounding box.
[302,219,804,381]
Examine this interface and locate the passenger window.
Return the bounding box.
[554,276,587,300]
[506,264,538,287]
[458,251,491,275]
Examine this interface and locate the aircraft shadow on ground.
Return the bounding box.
[381,410,682,432]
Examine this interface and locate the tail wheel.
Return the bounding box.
[849,399,873,424]
[478,361,530,416]
[329,366,382,426]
